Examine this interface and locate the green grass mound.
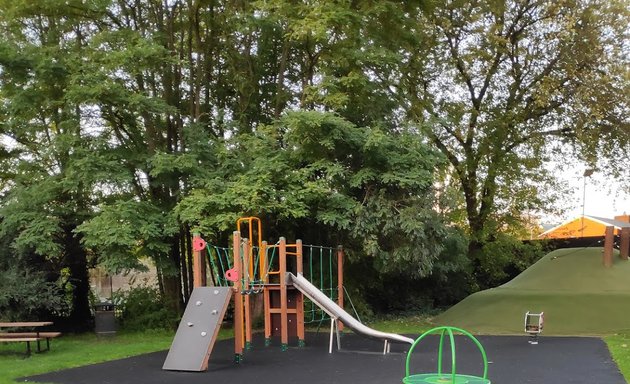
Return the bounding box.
[435,247,630,335]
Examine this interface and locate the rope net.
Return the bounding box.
[202,239,341,323]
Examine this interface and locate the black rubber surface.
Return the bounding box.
[23,333,625,384]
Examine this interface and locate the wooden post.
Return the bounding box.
[603,226,614,267]
[279,237,288,351]
[243,238,252,350]
[262,241,272,345]
[260,240,267,283]
[296,240,305,346]
[233,231,244,362]
[192,233,206,288]
[620,227,630,261]
[337,245,345,332]
[263,285,271,345]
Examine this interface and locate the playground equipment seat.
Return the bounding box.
[524,311,544,345]
[403,326,491,384]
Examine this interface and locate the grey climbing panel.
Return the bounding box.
[163,287,232,371]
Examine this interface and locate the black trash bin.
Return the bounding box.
[94,302,117,336]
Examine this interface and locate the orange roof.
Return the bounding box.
[539,215,630,239]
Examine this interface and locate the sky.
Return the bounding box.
[555,169,629,223]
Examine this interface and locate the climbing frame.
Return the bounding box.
[162,287,232,371]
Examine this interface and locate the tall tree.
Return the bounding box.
[394,0,629,259]
[0,0,98,329]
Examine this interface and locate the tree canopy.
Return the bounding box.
[0,0,627,323]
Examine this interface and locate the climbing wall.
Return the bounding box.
[162,287,232,371]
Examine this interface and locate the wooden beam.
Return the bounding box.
[620,227,630,261]
[296,240,305,345]
[243,238,252,349]
[232,231,244,362]
[603,226,614,267]
[192,233,206,288]
[279,237,288,350]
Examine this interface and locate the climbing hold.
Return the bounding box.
[187,322,194,327]
[192,238,206,252]
[201,331,207,337]
[211,310,218,315]
[195,301,202,306]
[225,268,239,282]
[214,290,219,295]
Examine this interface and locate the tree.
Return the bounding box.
[0,0,98,329]
[394,0,629,262]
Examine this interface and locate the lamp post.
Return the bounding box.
[581,169,595,237]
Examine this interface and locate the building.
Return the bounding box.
[539,214,630,239]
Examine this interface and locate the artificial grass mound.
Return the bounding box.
[435,247,630,335]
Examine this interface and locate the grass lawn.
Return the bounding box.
[606,332,630,383]
[0,330,172,384]
[436,248,630,335]
[0,328,234,384]
[1,322,628,384]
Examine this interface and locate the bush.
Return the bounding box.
[0,264,67,321]
[473,234,546,290]
[345,226,472,315]
[114,285,178,331]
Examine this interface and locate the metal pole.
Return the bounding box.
[581,169,594,238]
[581,176,586,238]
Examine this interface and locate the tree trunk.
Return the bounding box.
[162,236,184,313]
[64,224,92,332]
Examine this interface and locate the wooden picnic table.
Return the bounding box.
[0,321,59,355]
[0,322,53,327]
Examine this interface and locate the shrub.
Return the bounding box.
[474,234,546,289]
[0,264,67,321]
[114,285,178,331]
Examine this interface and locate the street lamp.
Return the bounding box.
[581,169,595,237]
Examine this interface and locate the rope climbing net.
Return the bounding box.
[302,244,338,324]
[203,240,342,320]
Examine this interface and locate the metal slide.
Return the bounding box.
[286,272,414,345]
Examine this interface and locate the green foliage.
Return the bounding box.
[0,264,66,321]
[396,0,629,248]
[114,285,179,332]
[77,200,179,274]
[178,110,446,279]
[472,234,547,290]
[345,225,470,315]
[0,0,626,325]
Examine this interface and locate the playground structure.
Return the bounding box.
[403,326,491,384]
[163,217,413,372]
[524,311,544,345]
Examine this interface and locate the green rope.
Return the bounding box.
[265,245,277,277]
[319,247,325,322]
[241,241,248,287]
[205,244,222,287]
[328,247,333,297]
[299,244,339,325]
[203,244,234,287]
[252,246,260,281]
[215,246,227,279]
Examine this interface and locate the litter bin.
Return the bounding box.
[94,302,117,336]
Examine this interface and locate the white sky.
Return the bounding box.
[556,168,630,222]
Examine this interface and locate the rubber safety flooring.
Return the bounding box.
[23,332,625,384]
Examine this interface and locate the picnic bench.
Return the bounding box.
[0,322,61,355]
